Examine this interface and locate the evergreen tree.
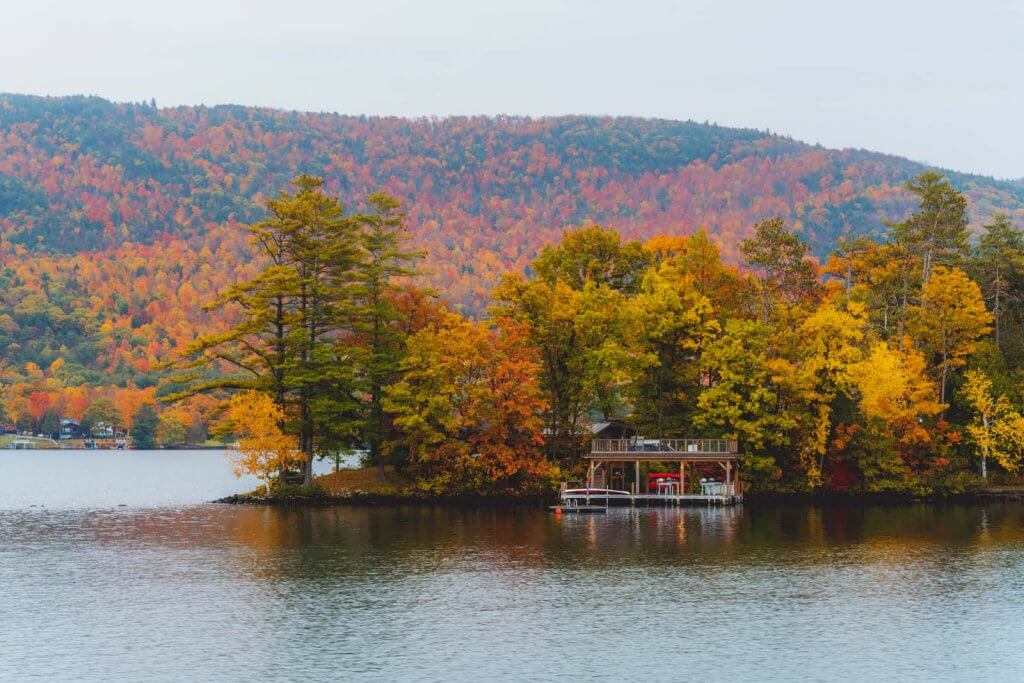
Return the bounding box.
[889,171,969,283]
[169,176,366,483]
[355,193,423,477]
[280,175,364,481]
[739,217,819,323]
[132,403,159,449]
[973,214,1024,349]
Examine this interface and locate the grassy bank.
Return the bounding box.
[218,466,552,506]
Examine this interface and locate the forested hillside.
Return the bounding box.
[1,93,1022,393]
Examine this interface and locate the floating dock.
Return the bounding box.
[549,505,607,514]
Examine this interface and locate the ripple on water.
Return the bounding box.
[2,457,1024,681]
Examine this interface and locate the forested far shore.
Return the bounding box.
[4,170,1024,497]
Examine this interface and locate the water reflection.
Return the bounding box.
[3,503,1024,681]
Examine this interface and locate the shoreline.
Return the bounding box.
[214,491,553,507]
[215,487,1024,508]
[213,465,1024,508]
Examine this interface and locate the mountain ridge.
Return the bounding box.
[1,93,1023,386]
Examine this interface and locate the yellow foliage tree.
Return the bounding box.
[226,391,304,493]
[910,266,992,404]
[792,302,866,487]
[962,370,1024,479]
[628,261,720,436]
[850,340,944,446]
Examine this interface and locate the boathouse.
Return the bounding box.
[560,437,741,506]
[59,419,84,440]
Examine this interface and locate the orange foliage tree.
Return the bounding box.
[384,318,550,494]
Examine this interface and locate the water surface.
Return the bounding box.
[1,451,1022,681]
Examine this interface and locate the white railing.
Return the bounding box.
[590,438,738,455]
[560,481,739,499]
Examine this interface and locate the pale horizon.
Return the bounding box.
[2,0,1022,180]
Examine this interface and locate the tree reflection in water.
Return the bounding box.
[4,503,1024,680]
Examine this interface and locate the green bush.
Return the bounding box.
[268,483,329,500]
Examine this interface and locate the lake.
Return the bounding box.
[1,451,1023,681]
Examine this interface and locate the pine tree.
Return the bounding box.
[973,214,1024,349]
[279,175,364,482]
[355,193,423,478]
[889,171,969,283]
[132,403,159,449]
[168,176,366,483]
[740,217,819,324]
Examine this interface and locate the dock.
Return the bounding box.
[558,437,743,507]
[549,505,608,514]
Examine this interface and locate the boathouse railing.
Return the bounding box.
[590,438,738,455]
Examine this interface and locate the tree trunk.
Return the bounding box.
[373,381,385,480]
[981,414,989,480]
[301,398,314,485]
[994,271,1002,349]
[898,274,908,340]
[940,353,948,406]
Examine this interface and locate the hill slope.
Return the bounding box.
[0,93,1022,383]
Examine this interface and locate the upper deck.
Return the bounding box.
[588,438,738,461]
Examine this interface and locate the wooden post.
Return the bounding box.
[679,460,685,496]
[635,460,641,497]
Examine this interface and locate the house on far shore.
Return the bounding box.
[59,419,84,440]
[92,422,120,439]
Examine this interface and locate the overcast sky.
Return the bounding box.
[2,0,1022,178]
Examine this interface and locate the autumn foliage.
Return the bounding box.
[1,95,1023,496]
[384,317,550,494]
[226,391,304,491]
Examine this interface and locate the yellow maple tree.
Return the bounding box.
[850,340,944,445]
[226,391,304,492]
[962,370,1024,479]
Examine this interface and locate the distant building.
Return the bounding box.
[59,419,84,440]
[93,423,116,438]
